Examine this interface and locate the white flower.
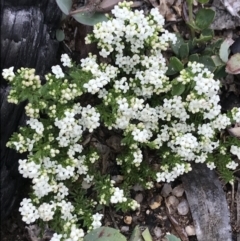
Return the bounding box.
[2,66,15,81]
[226,161,238,170]
[207,162,216,170]
[19,198,39,224]
[38,202,56,221]
[230,145,240,159]
[50,233,63,241]
[110,187,127,204]
[60,54,72,67]
[92,213,103,229]
[52,65,64,79]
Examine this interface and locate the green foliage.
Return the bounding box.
[165,234,181,241]
[84,227,127,241]
[72,12,108,26]
[195,8,215,30]
[56,29,65,42]
[56,0,72,15]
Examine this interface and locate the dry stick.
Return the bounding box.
[108,206,119,230]
[231,182,235,214]
[164,199,189,241]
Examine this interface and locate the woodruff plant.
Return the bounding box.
[3,1,240,240]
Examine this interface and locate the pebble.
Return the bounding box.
[135,193,143,204]
[185,225,196,236]
[167,195,179,207]
[177,199,189,215]
[161,183,172,197]
[121,226,130,232]
[124,216,132,225]
[172,185,185,197]
[153,227,162,238]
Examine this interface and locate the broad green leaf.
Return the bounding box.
[56,29,65,41]
[198,0,209,3]
[165,234,181,241]
[170,57,184,71]
[214,64,227,78]
[84,227,127,241]
[179,43,189,60]
[142,228,153,241]
[189,54,199,62]
[195,8,215,30]
[211,55,224,66]
[198,56,216,72]
[72,12,108,26]
[56,0,72,15]
[219,38,234,63]
[166,57,184,75]
[170,34,185,56]
[198,28,214,42]
[226,53,240,74]
[187,22,201,32]
[171,82,185,96]
[129,226,144,241]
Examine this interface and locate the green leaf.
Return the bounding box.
[129,226,144,241]
[179,43,189,60]
[211,55,224,66]
[198,0,209,3]
[56,29,65,41]
[198,56,216,72]
[214,64,227,78]
[165,234,181,241]
[142,228,153,241]
[84,227,127,241]
[171,82,185,96]
[198,28,214,42]
[189,54,199,62]
[72,12,108,26]
[56,0,72,15]
[195,8,215,30]
[187,22,201,32]
[170,34,185,56]
[167,57,184,73]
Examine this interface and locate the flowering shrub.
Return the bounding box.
[3,1,240,240]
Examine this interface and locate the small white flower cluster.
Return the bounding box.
[230,145,240,159]
[52,65,64,79]
[2,66,15,81]
[91,213,103,229]
[61,54,73,67]
[27,118,44,135]
[226,161,238,170]
[110,187,127,204]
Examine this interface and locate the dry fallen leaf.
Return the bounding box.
[221,0,240,18]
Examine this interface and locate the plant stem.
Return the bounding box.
[187,0,195,38]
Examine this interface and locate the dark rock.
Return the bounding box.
[1,0,61,221]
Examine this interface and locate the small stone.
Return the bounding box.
[124,216,132,225]
[153,227,162,238]
[177,199,189,216]
[167,195,179,207]
[81,180,92,189]
[150,201,161,210]
[185,225,196,236]
[111,175,124,184]
[132,183,144,191]
[121,226,130,232]
[172,185,185,197]
[161,183,172,197]
[135,193,144,204]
